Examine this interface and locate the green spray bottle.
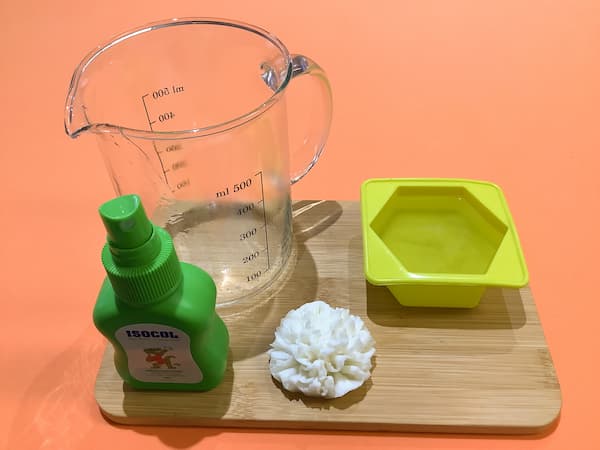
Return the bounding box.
[93,194,229,390]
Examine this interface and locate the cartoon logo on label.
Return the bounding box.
[143,347,180,369]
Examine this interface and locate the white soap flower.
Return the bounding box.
[268,300,376,399]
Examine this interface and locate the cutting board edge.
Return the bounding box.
[96,398,562,435]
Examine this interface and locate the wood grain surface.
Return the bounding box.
[95,200,561,433]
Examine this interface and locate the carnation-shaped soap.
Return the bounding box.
[268,300,376,399]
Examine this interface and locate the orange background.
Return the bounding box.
[1,1,599,449]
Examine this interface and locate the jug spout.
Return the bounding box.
[64,105,91,138]
[65,95,115,138]
[64,68,92,138]
[64,64,116,138]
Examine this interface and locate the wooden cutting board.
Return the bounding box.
[95,200,561,434]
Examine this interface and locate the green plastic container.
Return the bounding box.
[360,179,528,308]
[93,194,229,390]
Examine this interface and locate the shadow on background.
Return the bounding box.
[6,327,108,450]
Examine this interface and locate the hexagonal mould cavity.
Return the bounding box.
[370,186,508,275]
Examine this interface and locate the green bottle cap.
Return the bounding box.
[100,194,153,250]
[99,194,182,305]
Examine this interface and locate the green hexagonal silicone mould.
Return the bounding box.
[360,179,529,308]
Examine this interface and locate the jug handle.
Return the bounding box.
[287,54,333,185]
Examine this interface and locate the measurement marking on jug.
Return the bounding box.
[140,94,183,189]
[239,227,257,241]
[234,178,252,192]
[175,179,190,190]
[255,171,271,271]
[215,178,254,198]
[158,111,175,122]
[164,144,182,153]
[141,94,155,129]
[141,94,166,178]
[151,85,185,99]
[171,160,187,171]
[237,203,255,215]
[242,251,260,264]
[247,271,262,282]
[216,187,230,198]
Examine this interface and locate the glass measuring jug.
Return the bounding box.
[64,18,332,308]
